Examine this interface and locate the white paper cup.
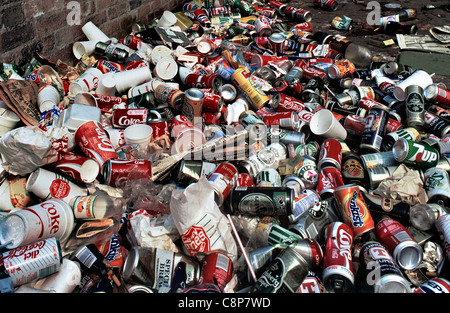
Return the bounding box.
[123,123,153,152]
[73,92,97,106]
[153,57,178,81]
[393,70,433,101]
[157,11,178,27]
[81,21,110,43]
[26,168,88,203]
[37,85,60,112]
[150,45,173,65]
[69,67,103,94]
[309,109,347,141]
[0,107,20,136]
[113,67,152,93]
[73,40,98,59]
[0,178,14,212]
[95,74,116,96]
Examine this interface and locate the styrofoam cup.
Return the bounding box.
[153,57,178,81]
[0,178,14,212]
[0,107,20,136]
[73,40,98,59]
[73,92,97,106]
[123,124,153,152]
[393,70,433,101]
[37,85,60,112]
[157,11,178,27]
[95,74,116,96]
[113,67,152,93]
[69,67,103,94]
[309,109,347,141]
[81,21,110,43]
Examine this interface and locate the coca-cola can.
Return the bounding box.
[343,114,367,137]
[102,159,152,187]
[74,121,117,164]
[207,162,238,206]
[147,117,169,139]
[111,108,148,129]
[285,6,312,22]
[263,111,300,131]
[184,73,222,92]
[92,94,128,114]
[375,217,423,270]
[313,0,338,10]
[255,16,273,36]
[2,237,62,287]
[317,138,342,170]
[200,252,234,291]
[52,152,100,184]
[201,89,224,113]
[271,93,305,112]
[322,222,354,293]
[425,84,450,106]
[316,166,344,198]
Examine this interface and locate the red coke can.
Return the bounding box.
[425,84,450,107]
[92,94,128,114]
[285,6,312,22]
[200,88,224,113]
[292,22,314,33]
[237,173,255,187]
[184,73,222,92]
[343,114,367,137]
[102,159,152,187]
[111,108,148,128]
[75,121,118,166]
[316,166,345,198]
[271,93,305,112]
[313,0,339,11]
[207,162,238,206]
[200,252,234,291]
[263,111,301,131]
[317,138,343,170]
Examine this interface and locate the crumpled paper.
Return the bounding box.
[126,209,180,253]
[170,177,238,262]
[373,164,428,205]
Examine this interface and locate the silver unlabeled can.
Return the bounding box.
[405,85,425,130]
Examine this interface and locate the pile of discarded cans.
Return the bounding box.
[0,0,449,294]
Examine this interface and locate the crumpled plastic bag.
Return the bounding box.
[0,125,74,176]
[170,177,238,262]
[373,164,428,205]
[126,209,179,252]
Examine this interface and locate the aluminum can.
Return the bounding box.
[207,162,238,206]
[375,217,423,270]
[239,109,265,128]
[267,127,306,146]
[263,111,300,131]
[284,6,312,22]
[291,238,323,269]
[327,59,355,79]
[292,189,321,220]
[341,152,365,186]
[256,221,303,248]
[343,114,366,137]
[423,167,450,208]
[424,111,450,138]
[382,127,420,151]
[94,42,129,63]
[201,89,224,113]
[436,214,450,262]
[359,241,411,293]
[360,151,399,169]
[239,142,286,178]
[2,237,62,287]
[254,16,273,36]
[392,138,439,168]
[360,105,390,153]
[322,222,354,293]
[313,0,338,10]
[270,93,305,112]
[92,94,127,114]
[176,160,217,185]
[231,68,270,110]
[425,84,450,106]
[102,159,152,187]
[200,252,234,291]
[228,186,295,216]
[427,104,450,122]
[334,184,375,237]
[296,271,326,293]
[363,192,410,226]
[74,121,118,166]
[182,88,204,125]
[96,59,125,73]
[414,278,450,293]
[111,108,148,128]
[184,73,222,92]
[154,84,185,111]
[317,138,342,170]
[256,168,282,187]
[316,166,344,198]
[366,166,398,189]
[410,203,446,231]
[405,85,425,129]
[290,154,318,189]
[286,141,319,159]
[250,247,310,293]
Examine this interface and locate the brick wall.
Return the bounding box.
[0,0,188,68]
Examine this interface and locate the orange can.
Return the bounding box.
[327,59,355,80]
[333,184,374,237]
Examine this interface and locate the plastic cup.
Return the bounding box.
[81,21,110,43]
[393,70,433,101]
[157,11,178,27]
[95,74,116,96]
[0,178,14,212]
[113,67,152,94]
[69,67,103,94]
[123,123,153,152]
[309,109,347,140]
[73,40,98,59]
[37,85,61,112]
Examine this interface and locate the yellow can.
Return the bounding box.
[231,68,269,110]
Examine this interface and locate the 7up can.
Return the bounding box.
[392,138,439,168]
[423,167,450,207]
[382,127,420,151]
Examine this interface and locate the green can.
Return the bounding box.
[392,138,440,168]
[232,0,255,16]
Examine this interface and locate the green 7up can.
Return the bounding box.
[392,138,440,168]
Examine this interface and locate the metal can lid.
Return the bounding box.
[394,240,423,270]
[376,274,411,293]
[392,137,408,162]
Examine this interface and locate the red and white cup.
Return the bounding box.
[74,120,118,166]
[26,167,88,203]
[69,67,103,94]
[52,152,100,184]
